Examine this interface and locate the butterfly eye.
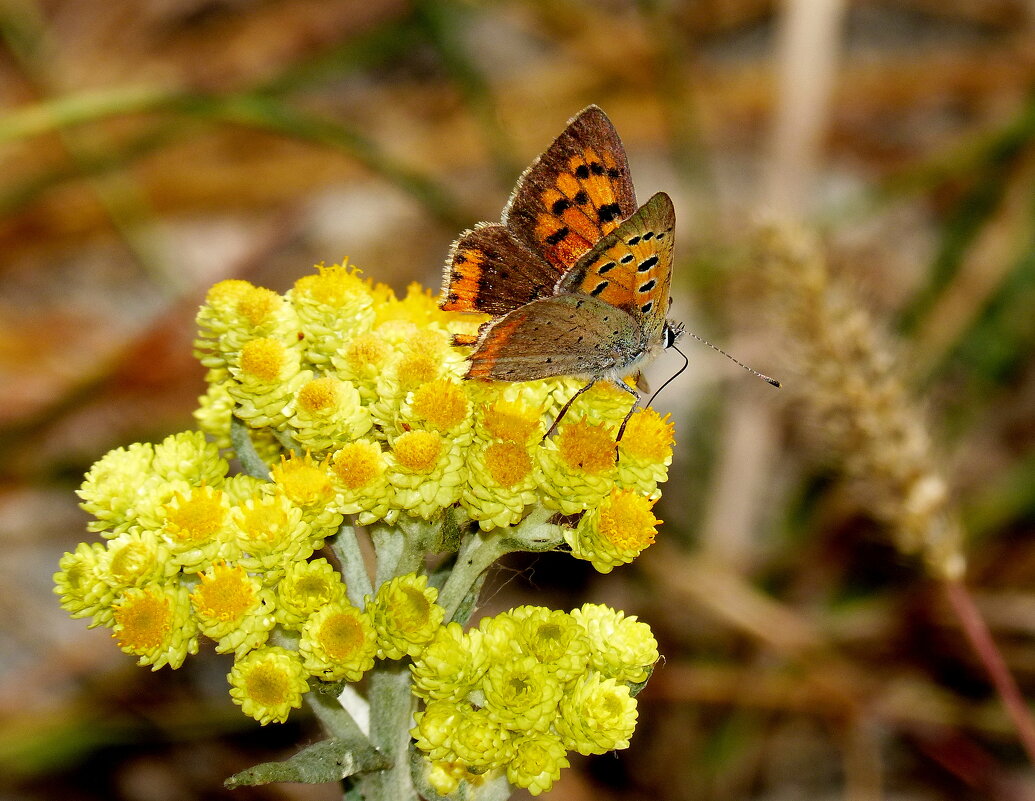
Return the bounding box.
[662,322,682,349]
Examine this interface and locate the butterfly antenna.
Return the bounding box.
[646,345,690,407]
[686,331,781,387]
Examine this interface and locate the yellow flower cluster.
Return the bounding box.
[192,263,673,565]
[410,604,658,796]
[57,261,675,741]
[58,435,444,723]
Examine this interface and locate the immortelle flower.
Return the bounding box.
[229,645,309,725]
[110,581,199,670]
[298,601,377,682]
[368,573,446,660]
[409,604,657,796]
[566,488,662,573]
[59,262,674,799]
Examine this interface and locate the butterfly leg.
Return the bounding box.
[544,380,598,440]
[609,379,642,445]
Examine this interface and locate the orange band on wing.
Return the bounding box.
[440,246,486,312]
[466,314,526,380]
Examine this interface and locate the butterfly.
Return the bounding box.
[440,105,683,439]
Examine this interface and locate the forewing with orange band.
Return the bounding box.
[557,192,675,344]
[503,106,637,272]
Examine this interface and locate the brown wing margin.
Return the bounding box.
[502,106,638,271]
[440,223,559,316]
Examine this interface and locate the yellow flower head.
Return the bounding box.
[617,407,675,493]
[293,262,369,310]
[386,430,465,520]
[289,377,372,454]
[54,542,115,626]
[448,705,515,770]
[229,492,314,576]
[78,442,168,536]
[482,655,561,733]
[407,378,471,435]
[194,280,298,371]
[555,417,617,474]
[554,674,637,756]
[476,395,543,444]
[271,452,335,509]
[537,418,617,515]
[239,337,288,383]
[331,439,394,525]
[507,733,570,796]
[229,337,307,430]
[228,645,309,725]
[102,529,175,591]
[411,622,487,703]
[515,606,591,684]
[111,581,198,670]
[162,486,229,572]
[565,488,660,573]
[368,573,446,660]
[461,440,538,530]
[298,601,377,682]
[191,562,274,657]
[392,430,443,474]
[412,700,464,763]
[276,557,348,630]
[571,603,660,685]
[270,453,344,537]
[342,331,392,376]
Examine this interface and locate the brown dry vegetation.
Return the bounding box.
[2,1,1035,800]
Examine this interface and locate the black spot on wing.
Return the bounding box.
[598,261,616,274]
[639,279,657,292]
[598,203,622,223]
[641,301,654,314]
[590,282,609,297]
[573,189,589,205]
[552,198,571,214]
[620,254,634,264]
[627,235,641,246]
[637,256,659,273]
[642,231,654,241]
[575,164,590,179]
[545,227,569,245]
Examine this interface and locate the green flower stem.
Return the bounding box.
[370,524,405,591]
[357,660,416,801]
[370,518,434,592]
[438,506,563,620]
[230,416,271,480]
[307,688,370,744]
[330,522,373,608]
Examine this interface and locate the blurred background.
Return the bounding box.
[2,0,1035,799]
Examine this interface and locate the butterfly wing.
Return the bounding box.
[440,224,559,315]
[503,106,638,272]
[557,192,675,345]
[466,294,641,382]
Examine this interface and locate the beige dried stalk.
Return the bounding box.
[752,223,964,581]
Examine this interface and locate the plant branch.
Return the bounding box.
[944,578,1035,765]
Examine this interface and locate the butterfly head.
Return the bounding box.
[662,319,684,350]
